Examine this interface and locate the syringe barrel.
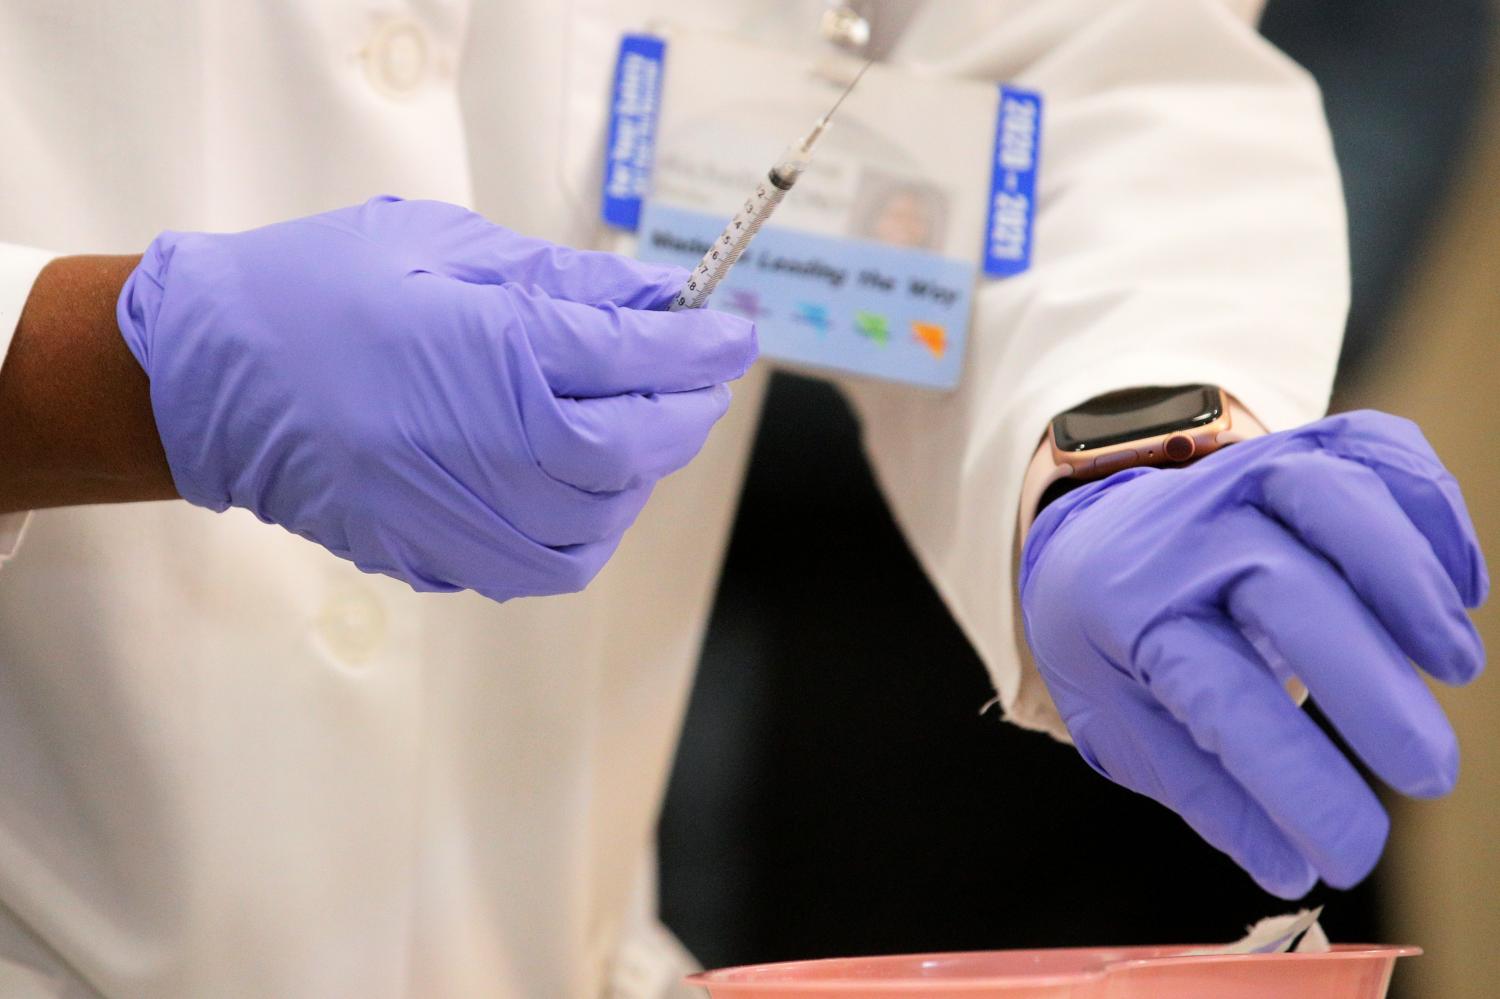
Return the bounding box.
[669,173,788,311]
[666,64,863,310]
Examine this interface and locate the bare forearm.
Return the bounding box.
[0,255,177,514]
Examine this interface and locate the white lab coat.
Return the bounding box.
[0,1,1347,996]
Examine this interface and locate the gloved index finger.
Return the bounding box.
[1254,450,1484,685]
[449,220,687,310]
[1315,410,1489,607]
[502,284,757,399]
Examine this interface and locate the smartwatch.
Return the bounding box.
[1018,384,1266,537]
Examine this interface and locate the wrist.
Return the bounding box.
[0,254,176,513]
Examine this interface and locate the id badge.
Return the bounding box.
[603,28,1041,391]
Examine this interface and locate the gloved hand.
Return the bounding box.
[1020,410,1488,897]
[117,196,756,601]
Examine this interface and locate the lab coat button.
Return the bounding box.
[314,588,387,665]
[364,18,429,97]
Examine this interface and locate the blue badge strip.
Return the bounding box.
[601,34,667,230]
[983,85,1043,277]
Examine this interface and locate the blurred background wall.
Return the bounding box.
[659,4,1500,997]
[1342,41,1500,998]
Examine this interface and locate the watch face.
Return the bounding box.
[1052,385,1223,452]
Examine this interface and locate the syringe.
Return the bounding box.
[669,60,872,312]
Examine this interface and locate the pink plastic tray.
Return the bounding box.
[686,944,1419,998]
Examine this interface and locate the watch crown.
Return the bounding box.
[1164,434,1196,462]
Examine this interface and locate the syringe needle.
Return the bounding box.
[822,59,875,126]
[801,59,874,152]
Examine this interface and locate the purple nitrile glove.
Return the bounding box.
[117,196,756,601]
[1020,410,1488,898]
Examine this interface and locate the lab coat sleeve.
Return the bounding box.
[838,0,1348,739]
[0,244,60,565]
